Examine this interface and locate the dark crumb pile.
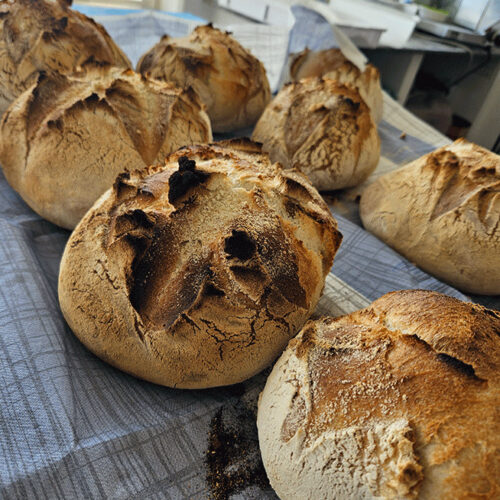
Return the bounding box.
[205,389,271,500]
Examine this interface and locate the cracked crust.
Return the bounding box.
[252,77,380,191]
[289,48,383,123]
[137,24,271,133]
[58,139,342,389]
[258,290,500,500]
[0,62,212,229]
[0,0,131,116]
[360,139,500,294]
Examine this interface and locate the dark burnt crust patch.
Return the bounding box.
[342,96,361,111]
[168,156,209,204]
[177,46,213,74]
[224,230,256,261]
[128,219,212,329]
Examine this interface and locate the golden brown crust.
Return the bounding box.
[58,140,342,389]
[0,0,131,116]
[258,290,500,499]
[360,139,500,294]
[369,290,500,382]
[252,77,380,191]
[0,62,212,230]
[137,24,271,133]
[289,48,383,123]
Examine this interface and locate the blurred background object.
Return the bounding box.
[74,0,500,151]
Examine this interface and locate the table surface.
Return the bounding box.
[0,8,498,500]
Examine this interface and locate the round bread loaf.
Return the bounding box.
[290,48,383,123]
[258,290,500,500]
[136,24,271,133]
[0,0,130,117]
[252,78,380,191]
[58,139,342,389]
[0,63,212,229]
[360,139,500,295]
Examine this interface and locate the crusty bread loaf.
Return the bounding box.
[360,139,500,295]
[0,0,130,117]
[290,48,383,123]
[136,24,271,133]
[0,63,212,229]
[252,78,380,191]
[258,290,500,500]
[58,139,342,389]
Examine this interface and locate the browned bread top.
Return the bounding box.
[289,48,383,123]
[258,290,500,499]
[360,139,500,295]
[137,24,271,133]
[0,62,212,229]
[58,139,342,389]
[0,0,131,116]
[252,77,380,191]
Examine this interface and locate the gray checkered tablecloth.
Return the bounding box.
[0,8,497,500]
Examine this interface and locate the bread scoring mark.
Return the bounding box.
[290,306,492,450]
[256,225,308,309]
[284,198,329,228]
[405,333,487,383]
[113,172,136,201]
[436,353,478,379]
[482,308,500,322]
[477,187,500,235]
[283,176,314,201]
[343,96,360,111]
[127,208,155,229]
[380,319,489,384]
[178,47,212,74]
[373,290,500,382]
[216,137,264,155]
[108,203,156,245]
[203,282,225,297]
[284,91,329,159]
[224,230,256,261]
[168,156,209,204]
[111,164,310,334]
[280,389,306,442]
[428,148,500,223]
[137,50,155,73]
